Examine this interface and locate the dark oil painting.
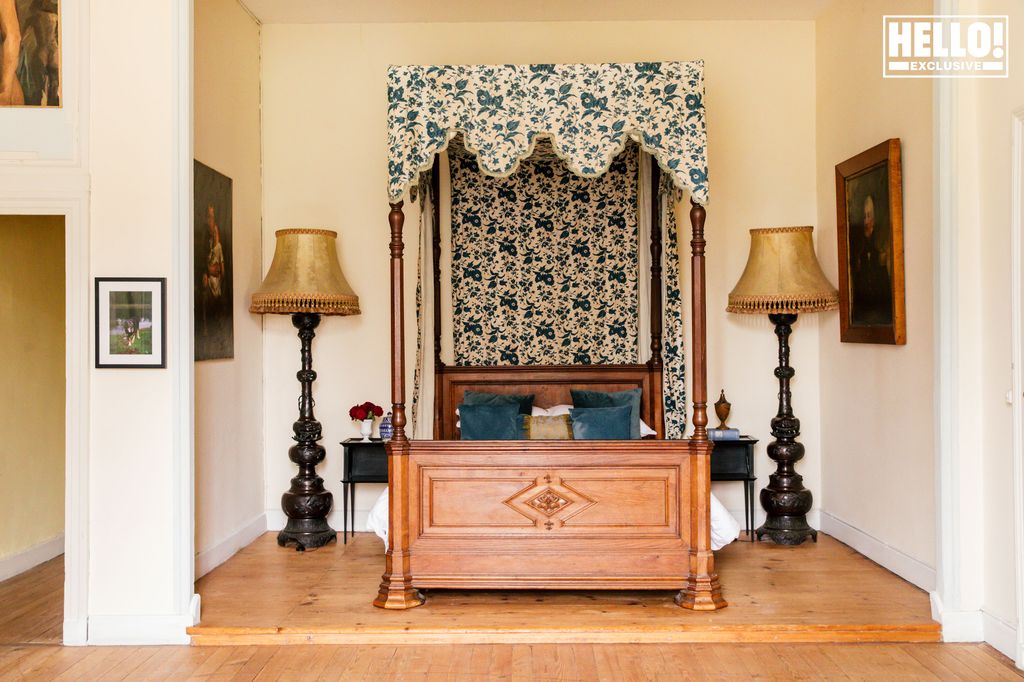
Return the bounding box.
[194,160,234,361]
[835,139,906,345]
[0,0,60,107]
[844,163,893,327]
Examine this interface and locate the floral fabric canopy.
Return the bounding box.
[387,61,709,204]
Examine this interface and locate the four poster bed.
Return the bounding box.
[374,61,725,611]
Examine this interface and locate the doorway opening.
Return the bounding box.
[0,214,66,645]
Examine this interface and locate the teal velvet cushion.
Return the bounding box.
[458,403,521,440]
[569,405,633,440]
[570,388,642,439]
[463,390,535,416]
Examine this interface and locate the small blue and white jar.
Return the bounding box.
[379,412,394,441]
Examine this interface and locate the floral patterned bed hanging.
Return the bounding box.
[449,138,639,366]
[387,61,709,204]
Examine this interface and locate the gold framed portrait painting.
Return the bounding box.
[835,138,906,345]
[0,0,60,107]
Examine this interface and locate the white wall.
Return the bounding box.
[813,0,936,589]
[86,0,194,642]
[193,0,266,577]
[260,20,820,531]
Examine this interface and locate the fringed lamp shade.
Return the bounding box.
[250,228,361,316]
[726,226,838,315]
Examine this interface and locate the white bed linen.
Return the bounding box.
[366,485,740,551]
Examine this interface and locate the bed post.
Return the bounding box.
[648,164,666,438]
[676,198,726,611]
[430,157,445,438]
[374,201,425,610]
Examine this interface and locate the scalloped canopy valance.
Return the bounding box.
[386,61,709,204]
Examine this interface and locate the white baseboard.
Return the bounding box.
[983,610,1018,661]
[820,511,936,591]
[63,618,88,646]
[0,534,64,582]
[195,513,267,578]
[189,593,201,627]
[930,591,984,642]
[87,614,192,645]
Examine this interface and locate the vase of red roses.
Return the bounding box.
[350,401,384,442]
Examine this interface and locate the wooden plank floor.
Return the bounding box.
[0,555,63,645]
[0,642,1019,680]
[189,532,941,645]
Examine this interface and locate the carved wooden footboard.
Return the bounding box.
[374,439,725,609]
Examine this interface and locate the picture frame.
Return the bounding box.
[835,138,906,345]
[193,160,235,361]
[0,0,62,108]
[95,277,167,368]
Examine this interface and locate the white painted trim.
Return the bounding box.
[87,615,192,646]
[0,191,91,646]
[820,512,936,591]
[1010,105,1024,670]
[195,513,267,578]
[172,0,199,630]
[985,610,1019,661]
[930,591,985,643]
[0,535,64,582]
[933,0,961,626]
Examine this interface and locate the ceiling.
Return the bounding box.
[241,0,834,25]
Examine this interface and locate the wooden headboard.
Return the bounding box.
[434,364,664,440]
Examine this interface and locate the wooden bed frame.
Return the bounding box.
[373,160,725,612]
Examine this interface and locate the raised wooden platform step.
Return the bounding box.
[188,532,941,646]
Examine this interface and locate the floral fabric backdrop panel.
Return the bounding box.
[450,139,640,367]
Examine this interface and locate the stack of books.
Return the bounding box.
[707,428,741,441]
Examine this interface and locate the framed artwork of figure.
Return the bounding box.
[835,138,906,345]
[0,0,60,107]
[193,160,234,361]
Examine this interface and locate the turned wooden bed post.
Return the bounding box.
[374,201,425,609]
[430,157,445,438]
[676,198,726,610]
[648,164,666,438]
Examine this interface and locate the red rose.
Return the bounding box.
[351,401,383,421]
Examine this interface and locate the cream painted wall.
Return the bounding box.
[193,0,266,571]
[0,216,65,561]
[87,0,186,620]
[260,20,820,530]
[815,0,936,575]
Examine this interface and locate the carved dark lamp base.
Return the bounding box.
[277,312,337,552]
[755,313,818,547]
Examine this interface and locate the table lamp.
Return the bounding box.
[727,226,837,545]
[251,228,361,551]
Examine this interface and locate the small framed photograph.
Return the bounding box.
[835,138,906,345]
[95,278,166,368]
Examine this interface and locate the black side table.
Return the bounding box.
[340,438,389,544]
[710,436,758,542]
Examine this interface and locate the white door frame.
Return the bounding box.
[1010,105,1024,668]
[0,185,91,646]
